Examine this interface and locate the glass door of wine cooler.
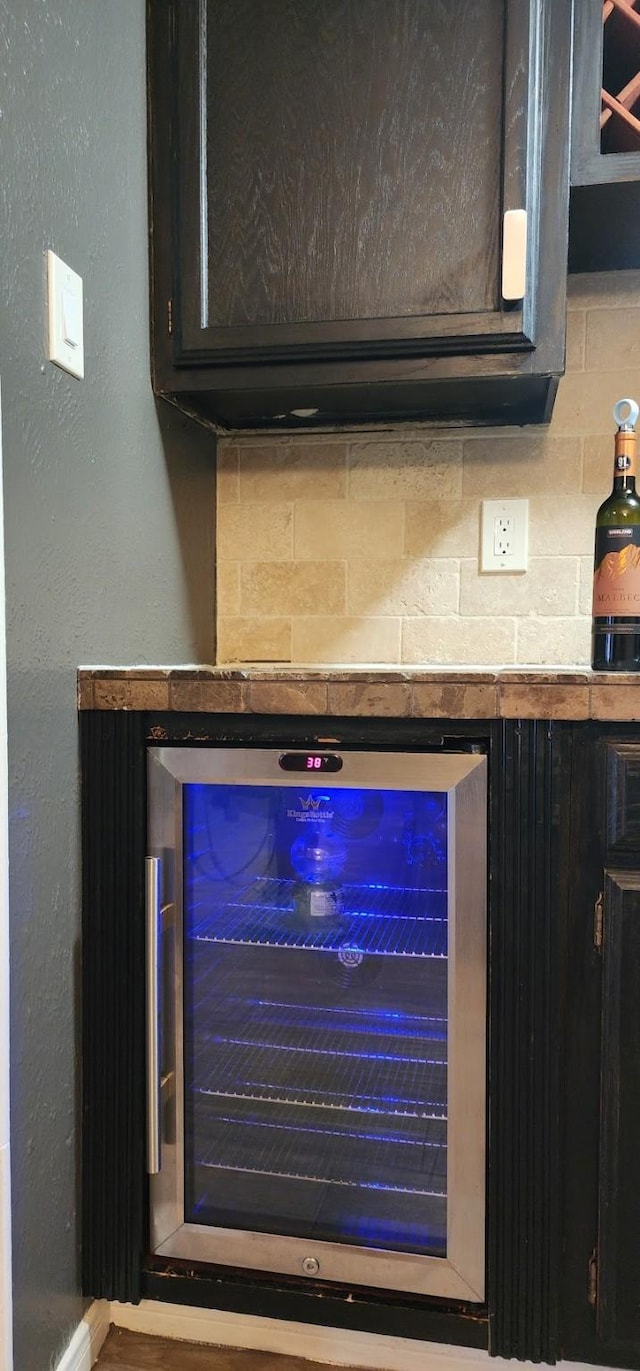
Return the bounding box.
[147,747,486,1301]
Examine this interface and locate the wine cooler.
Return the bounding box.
[147,745,487,1302]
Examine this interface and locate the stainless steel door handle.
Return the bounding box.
[146,856,161,1174]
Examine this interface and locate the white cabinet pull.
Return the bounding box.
[502,209,528,301]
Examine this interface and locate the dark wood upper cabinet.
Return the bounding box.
[147,0,572,431]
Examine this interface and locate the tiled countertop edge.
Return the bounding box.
[77,666,640,722]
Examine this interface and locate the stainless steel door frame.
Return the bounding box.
[147,747,487,1302]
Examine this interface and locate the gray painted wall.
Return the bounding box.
[0,4,215,1366]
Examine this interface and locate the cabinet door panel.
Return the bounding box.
[174,0,535,362]
[598,870,640,1348]
[605,742,640,855]
[204,0,502,328]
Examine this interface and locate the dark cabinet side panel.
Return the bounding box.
[598,870,640,1349]
[488,719,566,1362]
[81,711,148,1301]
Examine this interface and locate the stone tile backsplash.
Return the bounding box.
[216,271,640,666]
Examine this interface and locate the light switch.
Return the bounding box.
[47,250,84,379]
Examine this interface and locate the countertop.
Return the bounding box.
[77,665,640,721]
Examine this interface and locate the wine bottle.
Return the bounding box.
[592,397,640,671]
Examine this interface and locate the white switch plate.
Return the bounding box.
[47,250,84,379]
[481,498,529,573]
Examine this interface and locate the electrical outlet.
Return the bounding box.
[481,499,529,572]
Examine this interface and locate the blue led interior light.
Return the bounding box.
[182,779,450,1257]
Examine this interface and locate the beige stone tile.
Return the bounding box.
[462,434,581,496]
[348,438,462,501]
[294,500,404,560]
[498,683,590,719]
[216,561,241,616]
[578,555,594,615]
[238,444,347,502]
[249,681,328,714]
[126,680,169,710]
[88,675,171,712]
[216,446,240,503]
[411,682,498,719]
[200,681,249,712]
[498,668,590,682]
[77,676,94,709]
[401,617,516,666]
[327,682,412,716]
[583,432,618,495]
[292,616,401,664]
[550,369,640,435]
[166,678,248,712]
[347,559,459,616]
[218,504,293,561]
[527,496,595,556]
[459,557,578,617]
[516,617,591,666]
[566,310,586,372]
[460,433,575,499]
[236,432,348,449]
[585,307,640,373]
[567,271,640,310]
[404,499,479,558]
[128,668,174,678]
[93,680,131,710]
[241,562,345,616]
[591,683,640,721]
[167,668,221,680]
[169,679,205,711]
[216,617,292,664]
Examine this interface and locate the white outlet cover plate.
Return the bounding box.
[481,498,529,573]
[47,250,84,379]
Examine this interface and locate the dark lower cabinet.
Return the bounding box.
[598,870,640,1350]
[561,729,640,1369]
[147,0,572,429]
[81,708,640,1365]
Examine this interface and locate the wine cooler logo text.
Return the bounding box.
[287,794,335,822]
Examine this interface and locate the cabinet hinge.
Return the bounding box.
[588,1246,598,1307]
[167,299,173,336]
[594,891,604,951]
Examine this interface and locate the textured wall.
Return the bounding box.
[0,4,215,1368]
[217,272,640,667]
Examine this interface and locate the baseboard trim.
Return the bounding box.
[110,1300,628,1371]
[55,1301,110,1371]
[110,1300,490,1371]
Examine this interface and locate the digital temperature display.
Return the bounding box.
[279,753,343,773]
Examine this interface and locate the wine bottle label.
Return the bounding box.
[593,526,640,617]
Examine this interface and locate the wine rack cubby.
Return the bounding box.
[601,0,640,154]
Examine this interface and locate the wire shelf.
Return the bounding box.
[192,1028,447,1120]
[195,1118,446,1195]
[190,993,448,1045]
[189,876,447,958]
[192,1096,446,1197]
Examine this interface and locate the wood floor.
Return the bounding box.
[95,1328,331,1370]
